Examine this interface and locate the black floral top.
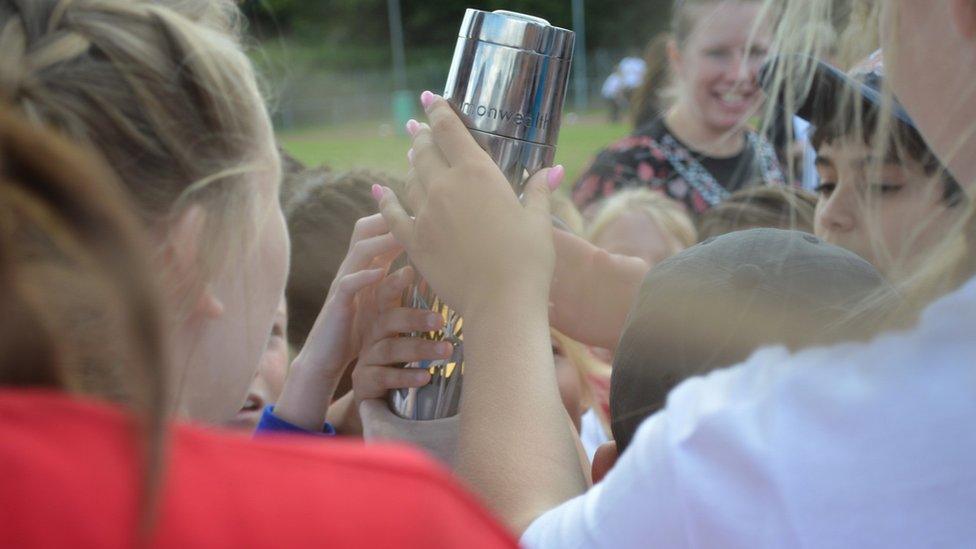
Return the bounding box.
[572,116,786,217]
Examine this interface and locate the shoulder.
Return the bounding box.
[171,419,515,546]
[0,391,516,547]
[524,278,976,548]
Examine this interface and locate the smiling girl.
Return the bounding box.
[573,0,784,217]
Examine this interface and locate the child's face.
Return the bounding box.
[813,138,958,279]
[673,1,771,133]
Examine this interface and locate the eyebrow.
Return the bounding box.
[814,155,834,169]
[854,154,903,170]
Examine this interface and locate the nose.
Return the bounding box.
[816,185,858,235]
[725,51,758,88]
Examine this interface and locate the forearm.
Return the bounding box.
[550,230,649,349]
[271,356,345,432]
[590,250,649,349]
[458,286,588,535]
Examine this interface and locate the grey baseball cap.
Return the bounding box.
[610,228,897,452]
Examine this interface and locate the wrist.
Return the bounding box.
[273,354,346,432]
[464,278,551,321]
[289,352,345,388]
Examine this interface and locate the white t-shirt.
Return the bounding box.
[523,275,976,548]
[618,57,647,89]
[793,116,819,191]
[602,73,623,99]
[580,408,610,463]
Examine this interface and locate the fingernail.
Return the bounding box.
[370,184,384,202]
[414,371,432,384]
[407,148,415,164]
[420,91,435,111]
[405,119,420,136]
[438,342,453,356]
[547,165,565,191]
[426,314,441,329]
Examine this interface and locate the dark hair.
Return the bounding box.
[811,110,964,207]
[698,185,817,239]
[284,166,404,346]
[609,229,894,452]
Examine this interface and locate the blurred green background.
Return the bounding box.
[243,1,675,180]
[280,115,627,185]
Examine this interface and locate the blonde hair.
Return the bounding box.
[638,0,769,115]
[760,0,976,324]
[586,188,698,252]
[551,328,611,428]
[0,105,167,540]
[550,192,585,235]
[0,0,276,316]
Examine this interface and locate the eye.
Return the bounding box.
[704,48,731,60]
[748,46,768,60]
[814,182,836,197]
[869,182,904,195]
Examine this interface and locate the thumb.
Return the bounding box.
[523,164,565,216]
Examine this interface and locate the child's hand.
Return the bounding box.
[273,214,401,431]
[375,92,565,315]
[351,266,453,403]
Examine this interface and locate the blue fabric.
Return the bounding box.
[255,405,336,436]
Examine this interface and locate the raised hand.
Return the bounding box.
[373,92,564,315]
[273,214,402,431]
[351,265,452,403]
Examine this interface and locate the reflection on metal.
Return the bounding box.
[388,278,464,420]
[389,9,574,420]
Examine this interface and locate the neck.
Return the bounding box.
[665,103,746,158]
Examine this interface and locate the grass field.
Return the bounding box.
[279,115,629,188]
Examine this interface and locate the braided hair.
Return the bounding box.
[0,0,275,316]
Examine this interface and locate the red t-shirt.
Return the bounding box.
[0,390,518,548]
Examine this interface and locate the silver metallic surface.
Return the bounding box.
[389,10,574,420]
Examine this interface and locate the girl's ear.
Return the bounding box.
[159,205,224,321]
[667,38,684,77]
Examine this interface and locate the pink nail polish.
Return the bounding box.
[547,165,565,191]
[370,184,384,201]
[405,119,419,136]
[420,91,435,110]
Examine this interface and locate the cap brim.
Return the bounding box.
[761,55,915,129]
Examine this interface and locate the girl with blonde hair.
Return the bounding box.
[1,0,516,544]
[573,0,785,218]
[0,0,441,431]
